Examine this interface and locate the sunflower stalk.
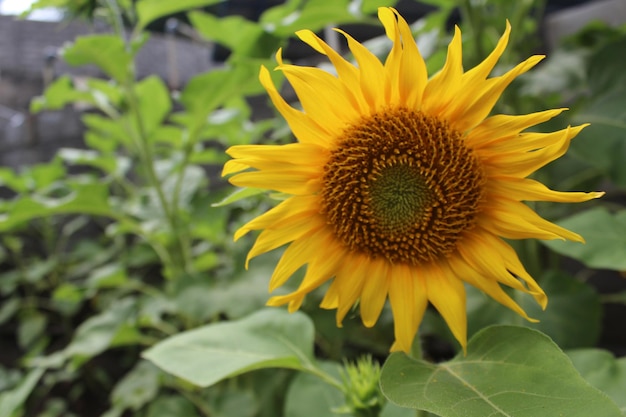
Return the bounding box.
[102,0,192,277]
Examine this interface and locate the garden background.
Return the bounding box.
[1,0,625,416]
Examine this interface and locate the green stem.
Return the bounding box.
[124,77,190,274]
[104,0,190,276]
[459,0,485,67]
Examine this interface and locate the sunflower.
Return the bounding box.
[222,7,603,352]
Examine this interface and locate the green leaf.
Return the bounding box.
[380,326,622,417]
[211,187,265,207]
[58,148,121,175]
[543,207,626,270]
[135,0,224,31]
[567,349,626,414]
[18,311,47,349]
[110,360,161,412]
[134,75,171,138]
[0,182,113,232]
[0,298,20,326]
[143,308,316,387]
[466,270,602,349]
[52,283,84,315]
[61,35,133,83]
[83,113,131,149]
[0,368,44,417]
[570,87,626,187]
[85,263,129,290]
[284,361,343,417]
[0,168,28,193]
[380,402,415,417]
[259,0,376,37]
[30,75,93,113]
[587,35,626,96]
[64,298,136,365]
[179,69,248,134]
[189,11,281,58]
[145,395,200,417]
[360,0,398,14]
[0,158,68,193]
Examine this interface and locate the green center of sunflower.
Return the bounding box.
[321,107,485,265]
[368,164,432,235]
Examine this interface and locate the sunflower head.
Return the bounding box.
[223,7,603,353]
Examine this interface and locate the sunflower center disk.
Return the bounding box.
[369,164,432,235]
[321,108,485,265]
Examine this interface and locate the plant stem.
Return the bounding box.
[124,76,191,275]
[459,0,486,67]
[104,0,191,276]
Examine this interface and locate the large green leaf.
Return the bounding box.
[543,207,626,270]
[62,35,133,83]
[145,395,200,417]
[135,0,224,30]
[143,308,316,387]
[380,326,622,417]
[567,349,626,414]
[284,361,343,417]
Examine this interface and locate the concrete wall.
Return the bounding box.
[0,14,214,94]
[0,14,215,168]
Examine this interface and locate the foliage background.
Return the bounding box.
[0,0,625,416]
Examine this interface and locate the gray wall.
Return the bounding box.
[0,14,215,168]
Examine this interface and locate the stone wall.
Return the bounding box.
[0,14,214,95]
[0,14,215,168]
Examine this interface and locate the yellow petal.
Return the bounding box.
[259,65,330,146]
[278,60,361,134]
[334,27,385,111]
[451,55,544,132]
[468,108,567,149]
[463,21,511,83]
[295,29,365,112]
[246,213,324,267]
[235,195,319,241]
[488,177,605,203]
[388,263,428,353]
[222,159,251,177]
[228,171,321,195]
[320,279,339,309]
[457,231,546,306]
[424,262,467,352]
[267,235,347,306]
[267,226,329,291]
[359,258,390,327]
[422,26,463,115]
[483,125,587,178]
[480,197,585,242]
[447,255,537,322]
[334,253,369,326]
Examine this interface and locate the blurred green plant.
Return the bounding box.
[1,0,625,416]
